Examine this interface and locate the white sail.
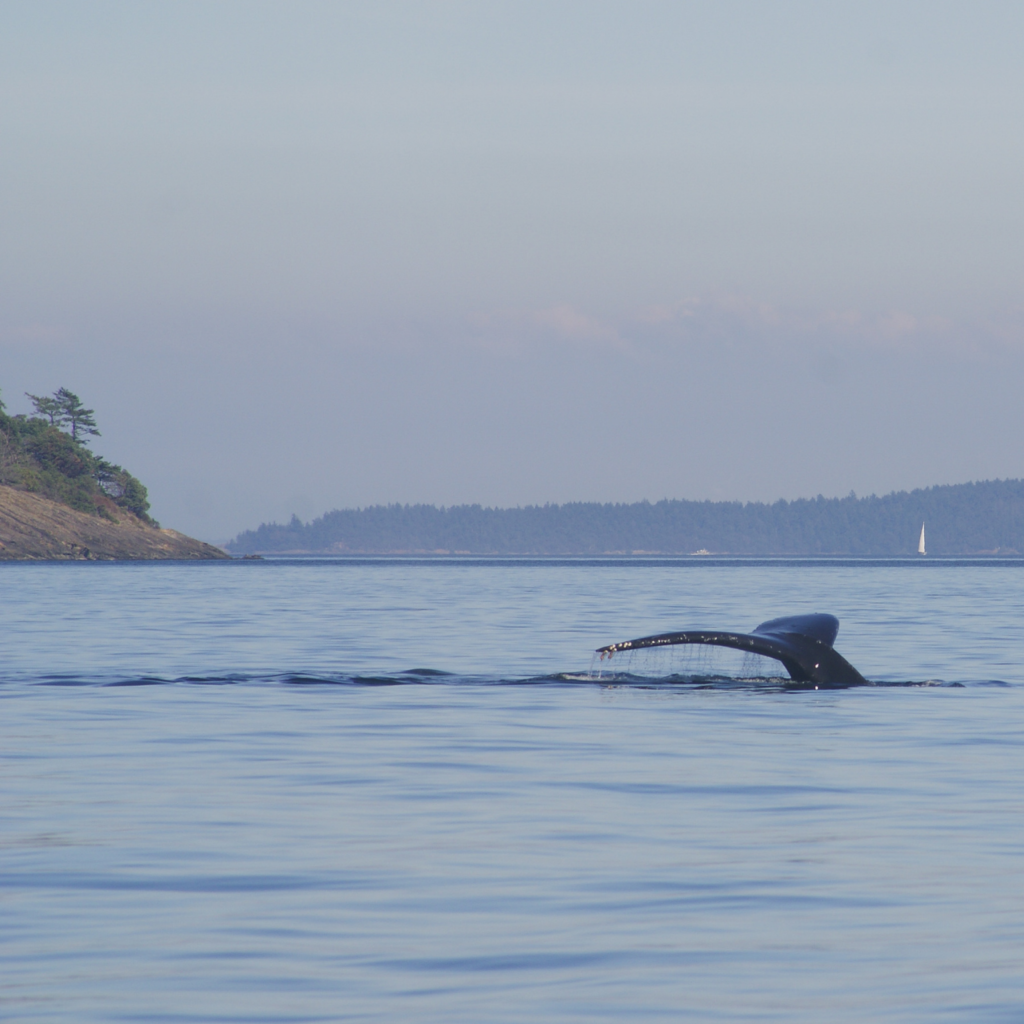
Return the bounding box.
[918,523,926,555]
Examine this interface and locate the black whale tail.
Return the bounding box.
[597,612,868,686]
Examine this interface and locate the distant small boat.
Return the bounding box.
[918,523,926,556]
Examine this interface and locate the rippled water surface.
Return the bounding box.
[2,558,1023,1022]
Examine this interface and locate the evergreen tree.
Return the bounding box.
[25,391,62,426]
[54,388,100,443]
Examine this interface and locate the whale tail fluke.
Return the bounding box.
[752,613,839,647]
[597,612,866,686]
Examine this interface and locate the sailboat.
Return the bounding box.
[918,522,926,556]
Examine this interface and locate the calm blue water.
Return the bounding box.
[2,559,1023,1022]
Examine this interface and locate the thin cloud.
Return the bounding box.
[633,294,986,353]
[467,303,632,355]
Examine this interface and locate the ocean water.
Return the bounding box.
[1,558,1023,1022]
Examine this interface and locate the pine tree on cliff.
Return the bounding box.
[55,389,100,443]
[25,391,62,426]
[27,388,100,441]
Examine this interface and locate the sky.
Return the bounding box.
[2,1,1024,542]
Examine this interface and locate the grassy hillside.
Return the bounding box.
[228,481,1024,556]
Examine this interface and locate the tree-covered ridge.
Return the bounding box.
[228,480,1024,556]
[0,387,153,523]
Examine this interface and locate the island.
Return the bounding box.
[0,386,227,560]
[228,482,1024,558]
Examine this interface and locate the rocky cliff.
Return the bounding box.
[0,485,228,560]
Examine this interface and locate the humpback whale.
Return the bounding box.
[597,613,868,686]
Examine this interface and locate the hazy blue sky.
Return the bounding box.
[3,1,1023,540]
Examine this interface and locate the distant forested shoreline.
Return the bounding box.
[227,480,1024,556]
